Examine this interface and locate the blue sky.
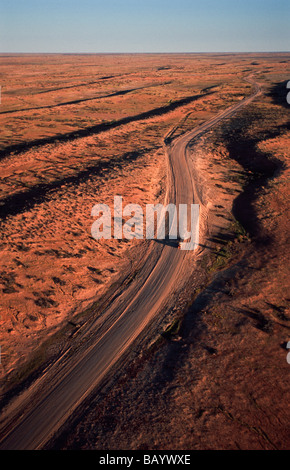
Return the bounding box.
[0,0,289,53]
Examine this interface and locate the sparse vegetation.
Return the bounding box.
[0,53,289,450]
[161,317,182,339]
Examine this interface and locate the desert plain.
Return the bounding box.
[0,53,289,449]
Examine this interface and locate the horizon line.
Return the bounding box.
[0,51,290,55]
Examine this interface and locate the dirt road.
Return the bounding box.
[0,77,261,450]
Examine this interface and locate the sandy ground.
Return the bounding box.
[0,53,260,387]
[0,53,289,449]
[50,64,290,451]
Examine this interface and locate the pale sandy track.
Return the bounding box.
[0,77,261,450]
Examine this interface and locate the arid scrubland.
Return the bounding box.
[0,54,289,449]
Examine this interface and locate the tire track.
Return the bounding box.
[0,77,261,450]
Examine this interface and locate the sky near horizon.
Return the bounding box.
[0,0,289,53]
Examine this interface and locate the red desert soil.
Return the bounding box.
[0,53,255,384]
[0,53,289,450]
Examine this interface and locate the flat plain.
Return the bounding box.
[0,53,289,449]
